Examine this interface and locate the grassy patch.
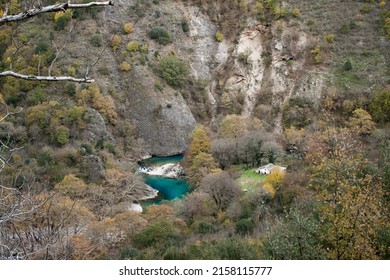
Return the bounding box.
[236,167,267,192]
[333,51,386,89]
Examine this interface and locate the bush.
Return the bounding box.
[311,44,322,64]
[324,33,335,43]
[123,22,134,34]
[148,27,172,45]
[158,55,189,87]
[67,106,85,125]
[292,8,300,17]
[90,33,103,47]
[360,3,372,14]
[369,90,390,123]
[343,59,352,71]
[282,96,316,128]
[111,35,122,51]
[127,40,139,52]
[54,14,71,31]
[235,218,255,235]
[119,61,131,71]
[35,41,49,54]
[215,31,223,42]
[340,23,349,34]
[37,150,53,167]
[196,221,216,234]
[181,20,189,32]
[55,126,70,145]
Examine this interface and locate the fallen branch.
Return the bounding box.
[0,1,114,24]
[0,70,94,83]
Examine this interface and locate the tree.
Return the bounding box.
[218,114,246,139]
[369,89,390,123]
[185,125,211,164]
[187,152,219,184]
[347,108,375,135]
[262,210,324,259]
[0,1,114,83]
[179,191,216,224]
[200,172,241,212]
[308,128,388,259]
[158,55,189,87]
[284,126,306,159]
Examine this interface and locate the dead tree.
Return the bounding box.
[0,1,114,83]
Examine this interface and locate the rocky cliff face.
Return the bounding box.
[89,0,388,155]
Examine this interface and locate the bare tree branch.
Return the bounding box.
[0,1,114,25]
[0,70,94,83]
[0,99,23,122]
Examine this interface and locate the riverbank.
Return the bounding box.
[138,162,185,178]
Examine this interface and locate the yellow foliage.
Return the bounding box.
[0,9,4,17]
[324,33,335,43]
[53,10,72,22]
[119,61,131,71]
[92,93,118,125]
[75,84,117,124]
[123,22,134,34]
[186,125,211,161]
[292,8,300,17]
[111,35,122,51]
[215,31,223,42]
[265,166,285,189]
[139,43,149,53]
[54,174,86,198]
[311,44,322,64]
[127,40,139,52]
[262,182,276,199]
[219,114,246,139]
[347,108,376,135]
[68,66,76,76]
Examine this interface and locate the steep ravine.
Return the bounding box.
[98,1,327,155]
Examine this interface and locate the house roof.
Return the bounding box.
[256,163,286,172]
[258,163,275,170]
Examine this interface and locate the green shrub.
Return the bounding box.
[35,41,49,54]
[66,83,76,95]
[235,218,255,235]
[67,106,85,125]
[90,33,103,47]
[54,15,71,31]
[37,150,53,167]
[127,40,139,52]
[340,23,349,34]
[369,90,390,123]
[292,8,300,17]
[149,27,172,45]
[55,126,70,145]
[181,20,189,32]
[324,33,335,43]
[343,59,352,71]
[360,3,372,14]
[196,221,216,234]
[158,55,189,87]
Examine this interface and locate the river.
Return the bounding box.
[139,155,190,206]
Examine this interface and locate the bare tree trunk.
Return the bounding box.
[0,1,114,25]
[0,71,94,83]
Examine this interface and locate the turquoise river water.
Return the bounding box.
[139,155,190,205]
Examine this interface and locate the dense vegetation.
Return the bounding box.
[0,0,389,260]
